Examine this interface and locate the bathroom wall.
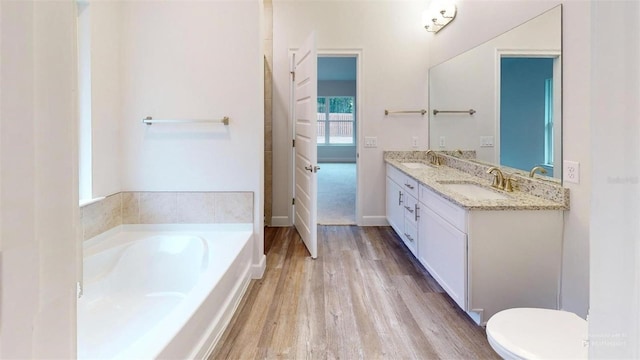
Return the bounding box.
[426,0,591,320]
[272,0,430,226]
[0,1,78,357]
[88,1,265,268]
[589,1,639,357]
[89,2,123,198]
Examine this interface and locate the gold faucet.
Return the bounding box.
[425,150,441,166]
[487,166,505,190]
[504,174,517,192]
[529,166,548,178]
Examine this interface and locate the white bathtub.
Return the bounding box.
[78,224,253,359]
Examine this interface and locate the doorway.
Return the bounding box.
[317,56,357,225]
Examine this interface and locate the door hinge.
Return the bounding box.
[292,198,295,205]
[290,71,295,81]
[292,139,295,147]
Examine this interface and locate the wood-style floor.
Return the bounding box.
[210,226,499,359]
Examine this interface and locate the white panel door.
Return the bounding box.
[293,32,318,259]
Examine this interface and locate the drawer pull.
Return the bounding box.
[404,233,414,242]
[405,206,414,213]
[404,183,415,190]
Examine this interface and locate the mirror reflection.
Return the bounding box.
[429,6,562,181]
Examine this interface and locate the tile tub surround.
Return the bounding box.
[384,151,569,210]
[81,192,254,240]
[81,193,123,240]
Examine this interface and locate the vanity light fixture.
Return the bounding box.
[422,0,457,33]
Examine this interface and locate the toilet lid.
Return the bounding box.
[486,308,588,359]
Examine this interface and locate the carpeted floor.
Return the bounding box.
[317,162,356,225]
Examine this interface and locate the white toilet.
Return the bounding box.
[486,308,588,359]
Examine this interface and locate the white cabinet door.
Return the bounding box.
[386,177,404,235]
[421,206,467,310]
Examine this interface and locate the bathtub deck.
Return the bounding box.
[211,225,500,359]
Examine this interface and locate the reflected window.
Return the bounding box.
[544,78,554,166]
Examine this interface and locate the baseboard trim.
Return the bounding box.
[251,254,266,279]
[360,216,389,227]
[270,216,291,227]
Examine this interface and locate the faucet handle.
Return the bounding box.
[504,175,517,192]
[490,174,501,188]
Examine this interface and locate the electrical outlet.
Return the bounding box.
[412,136,419,148]
[563,160,580,184]
[480,136,494,147]
[439,136,446,148]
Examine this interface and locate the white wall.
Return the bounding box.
[589,1,639,357]
[273,0,430,225]
[118,1,264,265]
[0,1,78,357]
[90,2,122,198]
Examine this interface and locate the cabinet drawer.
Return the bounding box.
[402,176,419,199]
[402,219,418,256]
[387,164,419,199]
[403,193,419,224]
[420,184,467,231]
[386,164,405,185]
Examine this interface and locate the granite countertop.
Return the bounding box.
[385,158,568,211]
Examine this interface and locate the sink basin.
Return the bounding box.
[438,181,510,200]
[401,162,432,169]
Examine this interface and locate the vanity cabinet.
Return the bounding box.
[417,184,564,325]
[385,176,404,233]
[418,189,467,310]
[385,162,564,325]
[386,164,419,256]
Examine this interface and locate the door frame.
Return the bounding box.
[494,49,562,179]
[288,48,363,226]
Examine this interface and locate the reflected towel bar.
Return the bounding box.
[142,116,230,126]
[384,109,427,116]
[432,109,476,116]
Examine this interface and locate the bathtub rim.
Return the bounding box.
[83,223,253,255]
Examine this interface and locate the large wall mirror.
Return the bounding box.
[429,5,562,181]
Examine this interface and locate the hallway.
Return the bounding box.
[211,226,498,359]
